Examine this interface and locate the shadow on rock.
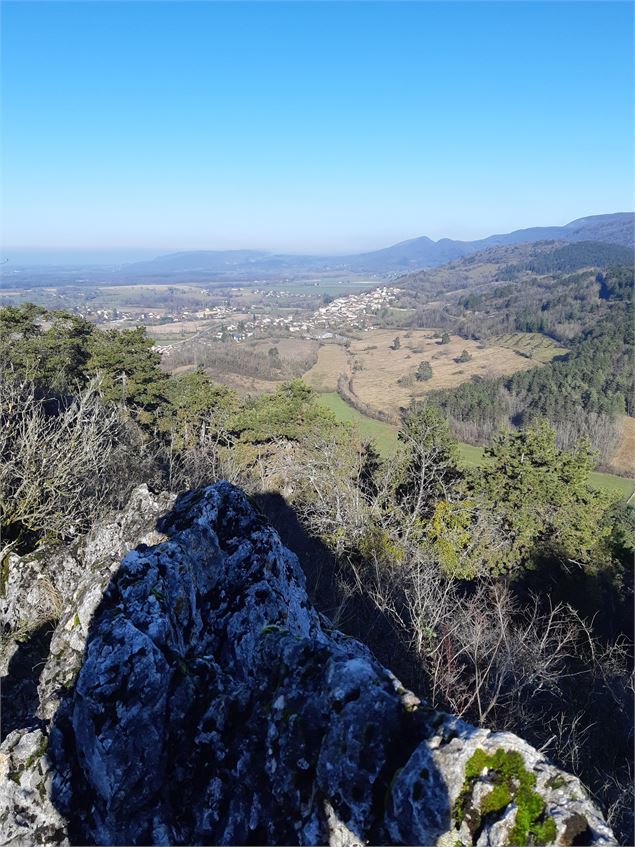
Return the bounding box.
[1,621,54,741]
[252,490,429,697]
[0,482,607,847]
[43,483,450,845]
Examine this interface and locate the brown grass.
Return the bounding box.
[203,369,282,397]
[246,337,319,363]
[304,329,541,418]
[147,320,210,335]
[303,344,350,393]
[609,416,635,476]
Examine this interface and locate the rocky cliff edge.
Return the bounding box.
[0,482,616,846]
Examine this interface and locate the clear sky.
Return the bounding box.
[1,0,633,260]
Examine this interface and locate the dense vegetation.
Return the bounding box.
[1,302,633,842]
[394,243,634,343]
[426,266,633,457]
[494,240,634,277]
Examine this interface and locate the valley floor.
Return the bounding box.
[317,391,635,502]
[304,330,555,421]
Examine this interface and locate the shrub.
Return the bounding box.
[416,361,433,381]
[0,379,143,552]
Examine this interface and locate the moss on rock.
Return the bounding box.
[454,747,557,846]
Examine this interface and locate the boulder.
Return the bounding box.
[0,482,617,845]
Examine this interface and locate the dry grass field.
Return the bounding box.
[147,320,210,336]
[303,329,551,418]
[168,358,284,397]
[489,332,568,363]
[303,344,349,392]
[349,330,541,417]
[245,337,319,364]
[610,416,635,477]
[206,372,282,397]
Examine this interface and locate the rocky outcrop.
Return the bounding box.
[0,485,175,740]
[0,482,616,846]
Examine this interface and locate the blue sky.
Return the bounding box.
[1,1,633,259]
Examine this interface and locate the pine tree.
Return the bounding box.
[86,327,167,422]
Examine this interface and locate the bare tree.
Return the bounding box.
[1,379,133,552]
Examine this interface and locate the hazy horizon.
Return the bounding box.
[3,209,634,267]
[2,1,633,259]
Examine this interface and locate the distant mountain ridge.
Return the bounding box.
[123,213,633,277]
[332,212,635,271]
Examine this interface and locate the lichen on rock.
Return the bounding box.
[0,482,618,845]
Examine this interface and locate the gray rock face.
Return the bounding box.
[1,483,175,665]
[0,484,175,740]
[0,482,617,846]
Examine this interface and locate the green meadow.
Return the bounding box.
[318,392,398,455]
[318,393,635,502]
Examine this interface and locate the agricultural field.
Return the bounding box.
[303,344,349,393]
[82,283,214,314]
[610,416,635,477]
[317,392,398,455]
[348,330,537,418]
[453,442,635,500]
[165,362,282,396]
[147,319,212,337]
[208,372,283,397]
[305,329,557,420]
[251,276,378,296]
[243,336,319,365]
[488,332,568,363]
[588,470,635,501]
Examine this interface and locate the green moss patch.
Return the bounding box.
[454,747,557,846]
[23,734,48,769]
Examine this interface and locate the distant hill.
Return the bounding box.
[395,239,635,299]
[345,213,634,272]
[121,213,633,278]
[126,249,271,274]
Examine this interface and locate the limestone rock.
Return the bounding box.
[1,483,175,667]
[0,728,68,847]
[0,482,617,846]
[1,485,175,736]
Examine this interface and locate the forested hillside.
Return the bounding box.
[494,240,634,276]
[425,265,633,456]
[397,242,634,339]
[1,301,633,842]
